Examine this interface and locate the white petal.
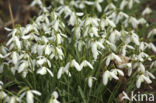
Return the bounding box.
[142,75,152,84]
[37,58,46,65]
[57,67,64,79]
[113,53,122,62]
[37,67,47,75]
[103,71,110,85]
[15,36,21,49]
[110,72,119,80]
[136,77,141,88]
[26,91,34,103]
[52,91,59,99]
[117,69,124,76]
[46,68,54,77]
[106,57,111,66]
[71,60,81,71]
[12,52,18,64]
[31,90,41,96]
[18,62,26,73]
[88,77,93,88]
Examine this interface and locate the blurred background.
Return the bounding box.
[0,0,39,43]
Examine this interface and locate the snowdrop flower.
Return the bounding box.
[148,43,156,52]
[18,61,28,73]
[119,63,132,76]
[120,0,128,10]
[95,0,104,12]
[109,30,121,44]
[106,53,122,66]
[136,74,152,88]
[133,62,145,73]
[131,31,140,45]
[37,67,54,77]
[0,82,7,100]
[56,47,64,60]
[74,26,81,39]
[37,57,51,67]
[138,18,147,25]
[104,3,116,12]
[111,69,124,77]
[142,7,152,16]
[19,90,41,103]
[80,60,93,70]
[147,28,156,38]
[57,67,71,79]
[9,96,19,103]
[49,91,60,103]
[71,59,81,71]
[68,12,77,26]
[106,18,116,28]
[103,70,119,85]
[105,40,117,51]
[121,44,134,56]
[85,17,99,27]
[145,71,155,79]
[128,0,133,9]
[91,41,105,60]
[129,16,139,28]
[12,51,19,65]
[88,76,97,88]
[150,61,156,69]
[45,45,52,55]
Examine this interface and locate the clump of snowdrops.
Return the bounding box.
[0,0,156,103]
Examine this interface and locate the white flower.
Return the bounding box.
[80,60,93,70]
[138,18,147,24]
[103,70,119,85]
[95,0,103,12]
[10,96,19,103]
[91,41,105,60]
[88,76,97,88]
[57,66,71,79]
[136,74,152,88]
[68,12,76,26]
[37,67,54,77]
[75,26,81,39]
[12,52,19,65]
[56,47,64,60]
[26,90,41,103]
[148,43,156,52]
[145,71,155,79]
[71,59,81,71]
[18,61,28,73]
[106,53,122,66]
[142,7,152,16]
[119,63,132,76]
[111,69,124,76]
[120,0,128,10]
[128,0,133,9]
[45,45,52,55]
[147,29,156,38]
[37,58,46,66]
[106,18,116,27]
[105,40,116,51]
[109,30,121,44]
[49,91,60,103]
[131,31,140,45]
[129,17,139,28]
